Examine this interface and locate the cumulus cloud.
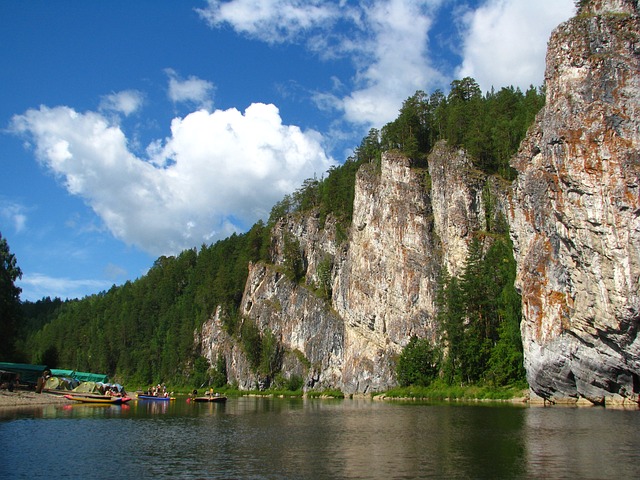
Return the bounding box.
[456,0,575,92]
[199,0,444,127]
[166,68,215,111]
[198,0,577,127]
[99,90,144,116]
[11,103,335,257]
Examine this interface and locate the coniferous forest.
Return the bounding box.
[3,78,543,389]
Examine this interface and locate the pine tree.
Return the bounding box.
[0,233,22,361]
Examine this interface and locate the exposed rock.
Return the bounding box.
[429,142,492,278]
[199,306,259,390]
[509,0,640,404]
[240,262,345,391]
[332,153,439,392]
[199,146,497,394]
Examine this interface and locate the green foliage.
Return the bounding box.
[316,255,333,300]
[396,336,442,387]
[0,233,23,361]
[282,233,305,283]
[209,354,228,388]
[436,230,526,387]
[23,227,269,384]
[381,90,431,161]
[305,389,345,398]
[240,318,262,370]
[381,78,544,179]
[259,328,283,377]
[192,356,211,388]
[273,373,304,392]
[382,381,527,401]
[437,272,466,385]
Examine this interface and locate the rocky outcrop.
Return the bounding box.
[199,146,497,394]
[332,154,438,393]
[509,0,640,404]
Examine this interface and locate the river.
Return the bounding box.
[1,396,638,479]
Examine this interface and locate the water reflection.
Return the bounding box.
[524,405,640,478]
[0,397,639,479]
[133,398,171,415]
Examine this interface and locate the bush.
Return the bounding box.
[396,336,442,387]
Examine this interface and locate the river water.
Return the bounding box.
[1,396,638,479]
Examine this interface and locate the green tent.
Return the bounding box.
[71,381,104,394]
[43,376,77,391]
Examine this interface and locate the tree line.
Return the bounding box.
[278,78,543,225]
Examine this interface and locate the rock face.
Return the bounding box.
[509,0,640,404]
[332,153,438,393]
[199,146,497,394]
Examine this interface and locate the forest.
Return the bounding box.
[2,77,542,390]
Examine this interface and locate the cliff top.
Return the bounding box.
[576,0,638,15]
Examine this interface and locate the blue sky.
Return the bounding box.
[0,0,575,302]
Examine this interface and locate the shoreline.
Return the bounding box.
[0,390,72,408]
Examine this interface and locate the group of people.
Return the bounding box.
[145,383,170,397]
[103,384,126,397]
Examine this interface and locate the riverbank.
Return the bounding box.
[0,390,71,408]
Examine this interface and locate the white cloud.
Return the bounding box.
[199,0,444,128]
[338,0,445,126]
[19,273,111,301]
[11,103,335,257]
[0,200,28,233]
[165,68,215,111]
[456,0,575,92]
[99,90,144,116]
[197,0,339,43]
[199,0,576,127]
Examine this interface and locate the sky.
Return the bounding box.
[0,0,575,302]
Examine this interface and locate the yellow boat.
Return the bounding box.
[64,394,131,405]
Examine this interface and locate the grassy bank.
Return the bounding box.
[378,382,528,402]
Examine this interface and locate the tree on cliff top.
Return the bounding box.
[0,232,23,361]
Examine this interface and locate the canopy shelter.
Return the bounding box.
[0,362,47,386]
[49,369,108,383]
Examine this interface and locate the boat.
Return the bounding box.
[189,394,227,403]
[137,394,175,401]
[64,394,132,405]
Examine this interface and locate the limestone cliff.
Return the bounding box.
[509,0,640,404]
[199,146,500,394]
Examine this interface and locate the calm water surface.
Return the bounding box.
[1,397,639,479]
